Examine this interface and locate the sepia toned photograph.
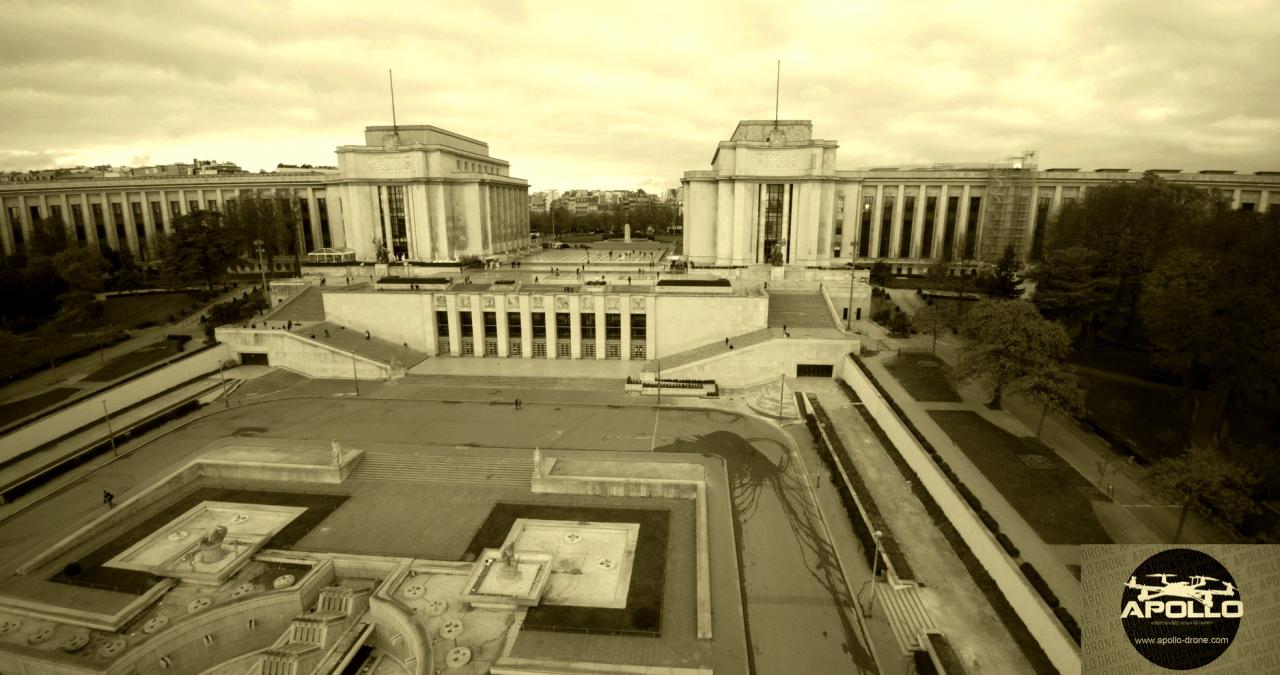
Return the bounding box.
[0,2,1277,673]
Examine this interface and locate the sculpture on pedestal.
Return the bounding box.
[197,526,229,564]
[497,543,520,581]
[331,439,343,466]
[532,448,542,479]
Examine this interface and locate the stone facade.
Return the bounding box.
[0,124,530,262]
[683,120,1280,271]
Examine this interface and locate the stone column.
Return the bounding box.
[958,185,972,259]
[496,301,509,357]
[543,305,556,359]
[645,296,656,361]
[445,295,461,356]
[595,299,606,360]
[620,300,631,361]
[120,191,139,256]
[471,300,484,358]
[569,296,582,359]
[520,295,533,359]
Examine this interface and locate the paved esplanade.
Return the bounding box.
[0,384,878,674]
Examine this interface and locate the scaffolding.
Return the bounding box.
[979,151,1038,263]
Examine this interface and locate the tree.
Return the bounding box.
[224,191,302,276]
[110,249,144,290]
[29,217,70,258]
[887,309,912,337]
[1047,173,1218,336]
[979,245,1024,299]
[1029,247,1115,341]
[1020,365,1086,438]
[1140,247,1222,425]
[161,211,241,292]
[869,260,890,287]
[1148,446,1258,543]
[911,302,949,354]
[954,299,1072,409]
[53,246,109,294]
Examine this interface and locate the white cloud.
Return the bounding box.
[0,0,1277,189]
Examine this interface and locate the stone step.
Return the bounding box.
[348,452,533,487]
[875,582,937,653]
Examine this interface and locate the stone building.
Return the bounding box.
[682,120,1280,273]
[0,124,530,263]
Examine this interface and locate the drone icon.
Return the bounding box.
[1126,573,1237,608]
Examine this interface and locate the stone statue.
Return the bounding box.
[197,526,229,564]
[532,448,542,479]
[497,543,520,581]
[331,439,343,466]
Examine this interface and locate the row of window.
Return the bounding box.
[435,311,646,341]
[4,197,334,254]
[455,159,501,175]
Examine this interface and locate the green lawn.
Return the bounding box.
[0,387,80,426]
[82,339,185,382]
[1078,373,1188,462]
[928,410,1113,545]
[884,353,962,402]
[0,333,118,382]
[79,292,204,331]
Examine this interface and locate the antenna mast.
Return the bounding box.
[774,60,780,125]
[388,69,398,132]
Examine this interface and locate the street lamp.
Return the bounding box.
[864,530,884,618]
[845,264,858,332]
[253,239,267,295]
[102,400,117,457]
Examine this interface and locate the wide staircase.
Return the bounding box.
[767,290,838,329]
[291,321,430,370]
[251,585,370,675]
[228,368,309,400]
[397,374,619,391]
[271,285,327,323]
[739,377,799,420]
[349,451,533,488]
[641,327,779,376]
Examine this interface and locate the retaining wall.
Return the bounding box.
[836,355,1081,674]
[1,345,232,464]
[216,328,388,379]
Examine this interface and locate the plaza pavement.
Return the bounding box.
[0,380,899,675]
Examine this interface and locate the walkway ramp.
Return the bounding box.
[641,328,778,375]
[291,321,429,370]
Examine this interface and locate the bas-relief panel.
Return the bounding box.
[630,297,646,311]
[483,295,495,309]
[606,296,620,311]
[434,295,447,308]
[581,297,594,311]
[459,295,471,309]
[360,154,418,179]
[506,295,520,309]
[555,296,569,310]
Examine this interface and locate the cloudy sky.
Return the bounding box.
[2,0,1278,192]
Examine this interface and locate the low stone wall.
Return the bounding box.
[197,450,362,485]
[531,456,714,641]
[836,356,1081,675]
[216,327,389,379]
[662,337,855,387]
[1,344,232,464]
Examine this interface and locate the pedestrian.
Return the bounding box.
[103,490,115,508]
[320,278,326,286]
[724,337,729,347]
[287,320,293,330]
[324,329,330,338]
[309,333,315,339]
[364,330,371,340]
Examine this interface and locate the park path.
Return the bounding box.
[808,380,1036,674]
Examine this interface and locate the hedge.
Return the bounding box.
[836,378,1060,670]
[841,361,1084,645]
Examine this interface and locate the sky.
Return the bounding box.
[1,0,1278,193]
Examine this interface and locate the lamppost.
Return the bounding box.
[845,264,858,332]
[218,359,229,408]
[253,239,267,295]
[351,352,360,397]
[102,400,117,457]
[864,530,884,618]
